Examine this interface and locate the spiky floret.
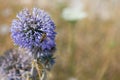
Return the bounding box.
[0,49,32,80]
[0,49,55,80]
[11,8,56,51]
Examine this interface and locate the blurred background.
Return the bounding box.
[0,0,120,80]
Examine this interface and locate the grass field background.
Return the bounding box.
[0,0,120,80]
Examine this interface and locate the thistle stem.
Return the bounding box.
[68,21,77,76]
[30,47,47,80]
[40,69,47,80]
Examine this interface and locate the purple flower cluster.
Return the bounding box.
[0,48,56,80]
[0,49,32,80]
[0,8,57,80]
[11,8,56,51]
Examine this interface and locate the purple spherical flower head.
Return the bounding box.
[0,49,32,80]
[11,8,56,51]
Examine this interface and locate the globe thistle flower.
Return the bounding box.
[0,49,56,80]
[11,8,56,51]
[0,49,33,80]
[37,48,56,71]
[10,8,57,80]
[29,46,56,70]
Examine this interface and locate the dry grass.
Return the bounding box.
[0,0,120,80]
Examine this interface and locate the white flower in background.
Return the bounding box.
[62,7,87,21]
[2,8,12,17]
[62,0,87,21]
[0,24,9,35]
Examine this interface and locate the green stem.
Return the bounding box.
[69,21,77,76]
